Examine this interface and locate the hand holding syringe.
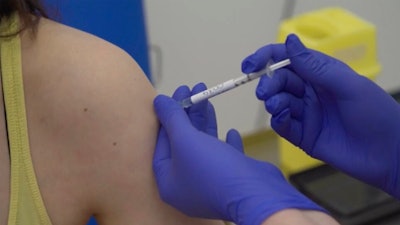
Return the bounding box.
[180,59,291,108]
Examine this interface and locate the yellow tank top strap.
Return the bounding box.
[0,13,52,225]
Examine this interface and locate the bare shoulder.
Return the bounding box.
[21,18,222,225]
[22,17,156,130]
[22,17,159,181]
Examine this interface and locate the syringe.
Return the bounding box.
[180,58,291,108]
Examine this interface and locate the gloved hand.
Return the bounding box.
[153,83,325,225]
[242,34,400,198]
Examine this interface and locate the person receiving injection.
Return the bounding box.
[152,34,400,225]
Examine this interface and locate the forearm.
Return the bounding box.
[261,209,340,225]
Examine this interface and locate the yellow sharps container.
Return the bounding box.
[276,7,381,176]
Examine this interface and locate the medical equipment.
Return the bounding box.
[180,59,291,108]
[290,164,400,225]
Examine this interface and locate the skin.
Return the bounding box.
[262,209,340,225]
[0,16,223,225]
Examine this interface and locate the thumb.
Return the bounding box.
[225,129,244,153]
[153,95,193,136]
[285,34,354,91]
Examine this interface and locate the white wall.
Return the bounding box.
[144,0,400,136]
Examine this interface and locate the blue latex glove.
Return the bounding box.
[153,84,325,225]
[242,34,400,198]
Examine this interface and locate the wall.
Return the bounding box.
[144,0,400,136]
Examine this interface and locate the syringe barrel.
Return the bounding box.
[190,79,237,105]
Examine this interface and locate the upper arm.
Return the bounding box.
[21,19,223,225]
[51,36,223,224]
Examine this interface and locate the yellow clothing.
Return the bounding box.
[0,14,52,225]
